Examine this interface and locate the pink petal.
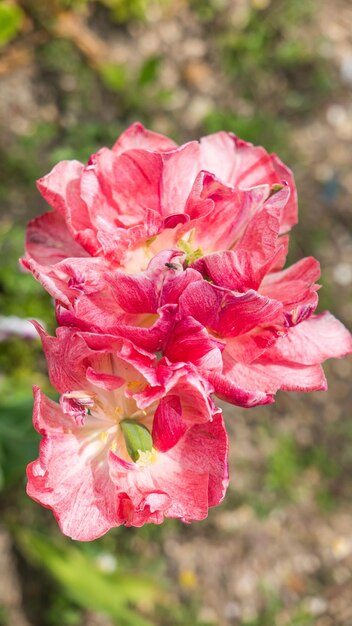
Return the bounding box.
[85,366,125,390]
[152,395,187,452]
[37,161,99,254]
[198,132,298,233]
[179,280,223,328]
[261,257,321,325]
[207,370,274,406]
[264,312,352,365]
[27,388,122,541]
[222,359,327,393]
[165,317,224,372]
[112,122,177,153]
[107,271,158,313]
[133,361,216,424]
[25,211,88,266]
[95,148,163,220]
[179,281,282,338]
[217,290,283,337]
[160,142,200,215]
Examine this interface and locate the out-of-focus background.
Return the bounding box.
[0,1,352,624]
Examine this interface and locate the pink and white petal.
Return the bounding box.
[80,166,123,231]
[224,327,281,364]
[170,368,217,424]
[110,450,209,522]
[34,324,97,392]
[222,357,327,393]
[271,153,298,232]
[230,138,297,233]
[179,280,223,328]
[112,122,177,154]
[207,370,274,406]
[108,305,176,353]
[106,270,158,313]
[21,257,76,307]
[261,257,321,299]
[85,367,125,391]
[160,268,203,307]
[27,433,121,541]
[132,361,215,424]
[165,317,224,372]
[192,250,253,291]
[193,190,284,289]
[186,176,271,253]
[217,291,283,338]
[160,142,200,215]
[198,133,298,233]
[199,132,240,183]
[261,257,321,324]
[119,493,168,526]
[55,289,133,335]
[269,234,290,272]
[32,386,73,435]
[22,253,110,310]
[25,211,88,266]
[82,332,158,386]
[58,256,110,294]
[264,312,352,365]
[95,148,163,220]
[37,160,84,218]
[37,161,99,254]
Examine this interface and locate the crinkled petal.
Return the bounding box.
[112,122,177,154]
[27,388,122,541]
[263,312,352,365]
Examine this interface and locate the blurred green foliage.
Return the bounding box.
[0,1,24,47]
[17,530,163,626]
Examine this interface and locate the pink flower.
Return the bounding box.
[22,122,297,301]
[175,196,352,397]
[53,250,275,407]
[27,325,229,539]
[22,121,351,404]
[24,122,352,538]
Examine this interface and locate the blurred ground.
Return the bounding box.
[0,1,351,625]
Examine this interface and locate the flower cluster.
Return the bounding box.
[23,123,352,540]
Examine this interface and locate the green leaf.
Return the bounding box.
[0,2,24,47]
[100,63,127,91]
[120,420,153,462]
[138,56,161,87]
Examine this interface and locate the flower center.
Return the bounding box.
[178,236,203,266]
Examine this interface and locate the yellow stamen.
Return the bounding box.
[136,447,158,467]
[127,380,143,391]
[100,431,109,444]
[114,406,122,418]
